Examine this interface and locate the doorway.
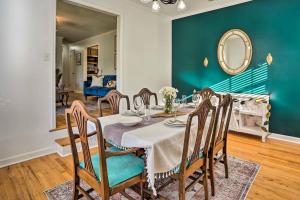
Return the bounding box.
[53,0,121,129]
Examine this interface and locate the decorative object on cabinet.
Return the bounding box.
[203,57,209,67]
[220,92,271,142]
[266,53,273,65]
[217,29,252,75]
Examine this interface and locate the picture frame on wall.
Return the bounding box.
[76,52,81,65]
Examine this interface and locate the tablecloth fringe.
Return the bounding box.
[107,140,129,150]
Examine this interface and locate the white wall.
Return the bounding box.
[70,30,117,92]
[0,0,171,166]
[0,0,56,166]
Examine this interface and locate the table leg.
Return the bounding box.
[65,93,70,107]
[60,94,65,107]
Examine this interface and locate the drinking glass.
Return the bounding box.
[192,94,199,106]
[144,108,151,121]
[134,97,143,116]
[172,98,181,121]
[162,97,166,106]
[181,95,187,106]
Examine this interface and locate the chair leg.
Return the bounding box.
[140,181,144,200]
[209,155,215,196]
[151,193,156,200]
[102,193,110,200]
[223,150,229,178]
[203,169,209,200]
[178,177,185,200]
[72,179,79,200]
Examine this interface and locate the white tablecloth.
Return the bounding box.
[87,110,208,194]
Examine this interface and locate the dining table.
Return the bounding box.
[87,106,209,195]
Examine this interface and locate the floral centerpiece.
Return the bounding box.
[159,86,178,114]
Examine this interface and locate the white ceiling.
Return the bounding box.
[56,0,117,43]
[130,0,251,19]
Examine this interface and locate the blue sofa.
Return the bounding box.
[84,75,116,99]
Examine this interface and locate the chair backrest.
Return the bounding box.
[98,90,130,116]
[212,94,233,148]
[133,88,158,109]
[197,88,222,106]
[180,99,217,172]
[65,101,109,187]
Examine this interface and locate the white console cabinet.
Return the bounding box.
[220,92,271,142]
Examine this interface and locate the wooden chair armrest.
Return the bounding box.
[73,131,97,139]
[105,147,141,158]
[87,131,97,137]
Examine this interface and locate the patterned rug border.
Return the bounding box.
[43,180,73,200]
[240,163,260,200]
[44,156,261,200]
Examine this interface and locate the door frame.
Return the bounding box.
[51,0,124,129]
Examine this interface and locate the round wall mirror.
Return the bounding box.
[217,29,252,75]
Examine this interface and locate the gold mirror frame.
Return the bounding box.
[217,29,252,75]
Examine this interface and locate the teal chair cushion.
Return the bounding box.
[79,147,144,188]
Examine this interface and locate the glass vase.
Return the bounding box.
[164,97,173,114]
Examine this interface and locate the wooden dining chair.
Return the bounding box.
[170,99,217,200]
[209,94,233,196]
[133,88,158,109]
[65,100,145,200]
[197,88,222,106]
[98,90,130,117]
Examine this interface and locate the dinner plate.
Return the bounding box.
[121,110,145,116]
[118,116,143,127]
[164,119,187,127]
[186,102,197,108]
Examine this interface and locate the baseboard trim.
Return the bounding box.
[0,147,56,168]
[269,133,300,144]
[1,132,298,168]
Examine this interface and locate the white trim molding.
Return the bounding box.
[51,0,124,130]
[0,147,55,168]
[269,133,300,145]
[172,0,252,20]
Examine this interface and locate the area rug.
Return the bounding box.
[45,156,260,200]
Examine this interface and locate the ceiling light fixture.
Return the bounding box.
[141,0,187,12]
[152,0,161,12]
[177,0,187,11]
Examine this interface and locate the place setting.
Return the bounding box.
[118,97,151,127]
[162,97,188,128]
[120,98,145,117]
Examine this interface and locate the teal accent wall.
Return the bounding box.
[172,0,300,137]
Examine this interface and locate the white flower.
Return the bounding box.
[159,86,178,98]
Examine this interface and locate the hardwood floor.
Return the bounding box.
[55,94,112,130]
[1,133,299,200]
[228,134,300,200]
